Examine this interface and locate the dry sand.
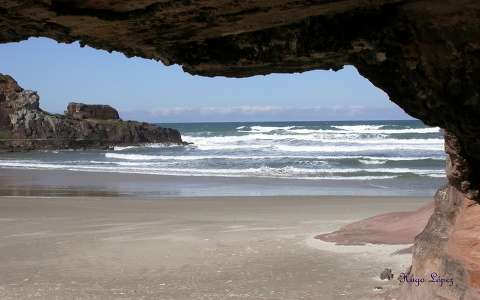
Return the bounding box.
[0,195,430,299]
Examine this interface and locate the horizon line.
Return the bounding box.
[151,118,418,124]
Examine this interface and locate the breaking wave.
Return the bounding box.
[0,120,446,182]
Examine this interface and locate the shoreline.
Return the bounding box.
[0,167,442,198]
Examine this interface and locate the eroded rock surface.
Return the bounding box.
[66,102,120,120]
[0,74,183,150]
[315,201,434,245]
[0,0,479,298]
[397,185,480,300]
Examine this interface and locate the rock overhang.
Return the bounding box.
[1,0,480,192]
[1,1,480,298]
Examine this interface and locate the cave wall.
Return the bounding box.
[1,0,480,298]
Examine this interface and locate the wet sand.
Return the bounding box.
[0,195,430,299]
[0,168,443,198]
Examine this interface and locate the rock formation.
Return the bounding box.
[399,185,480,299]
[381,268,395,281]
[315,201,434,246]
[66,102,120,120]
[0,74,183,150]
[0,1,479,298]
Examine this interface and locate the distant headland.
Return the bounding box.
[0,74,184,151]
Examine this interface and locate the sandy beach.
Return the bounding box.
[0,194,430,299]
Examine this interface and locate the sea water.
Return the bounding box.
[0,120,447,197]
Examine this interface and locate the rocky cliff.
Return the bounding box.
[0,74,183,151]
[0,1,479,298]
[66,102,120,120]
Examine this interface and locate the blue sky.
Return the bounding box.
[0,37,411,122]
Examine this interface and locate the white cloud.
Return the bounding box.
[148,105,291,116]
[121,104,411,122]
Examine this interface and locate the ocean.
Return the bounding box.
[0,120,447,197]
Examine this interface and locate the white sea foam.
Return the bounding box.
[275,144,442,153]
[359,159,387,165]
[184,134,444,144]
[183,135,444,152]
[331,124,441,134]
[236,124,441,135]
[106,153,170,160]
[330,125,385,131]
[0,160,445,178]
[113,143,185,151]
[0,121,446,184]
[105,153,444,162]
[238,125,296,133]
[195,144,273,150]
[427,174,447,178]
[113,146,136,151]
